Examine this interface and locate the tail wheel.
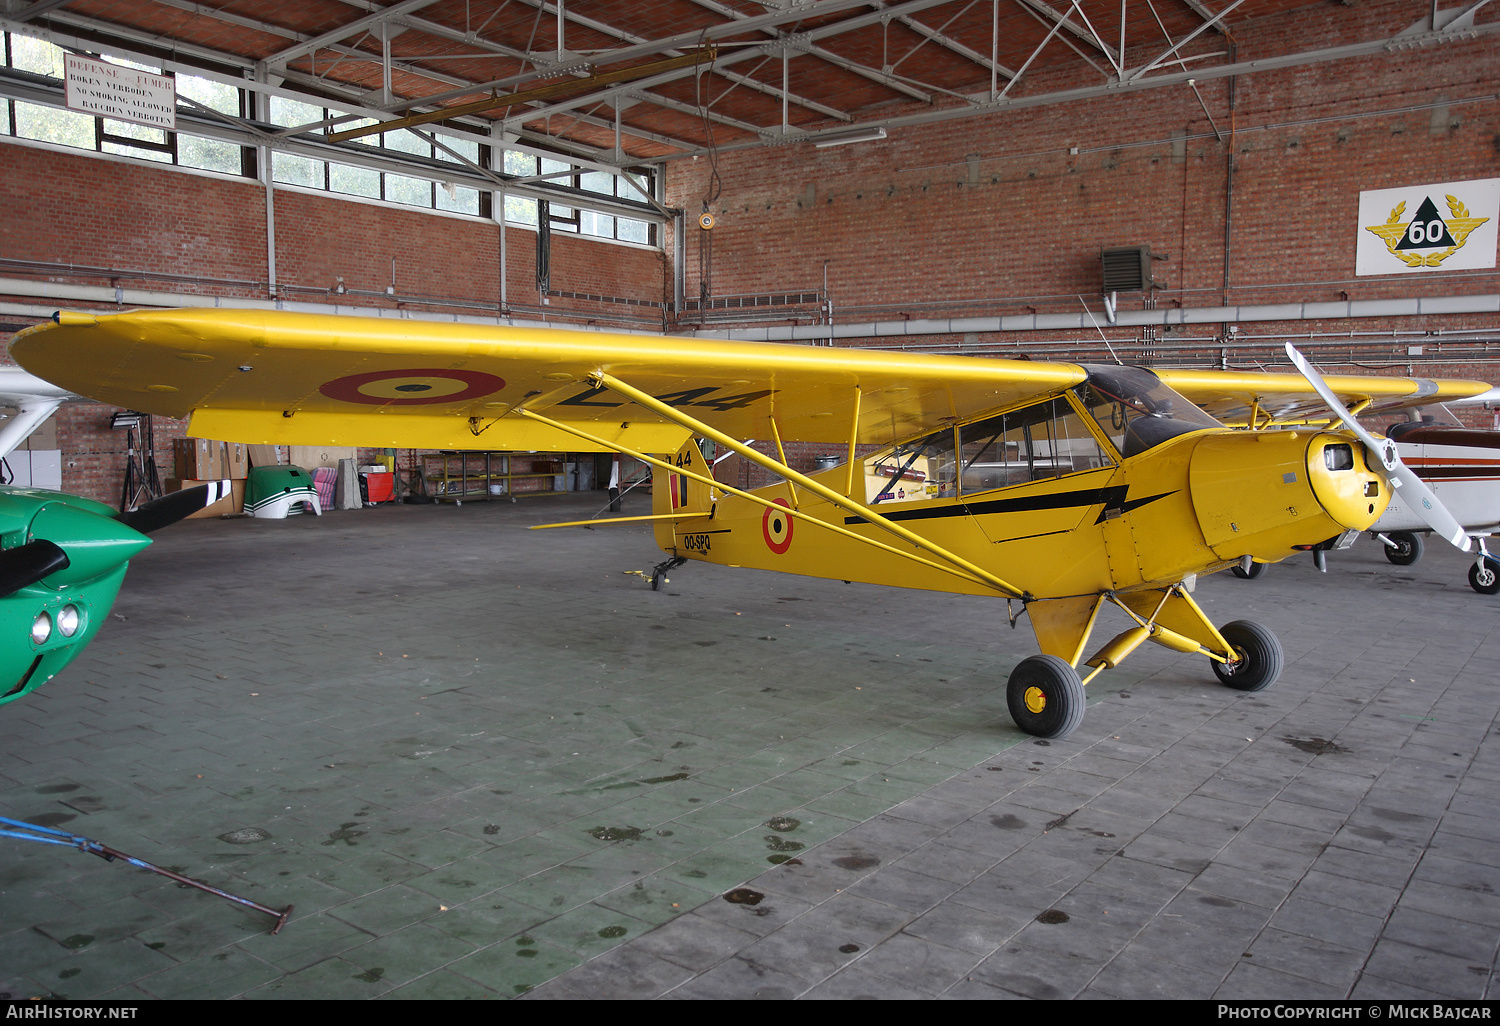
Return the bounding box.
[1469,557,1500,595]
[1006,655,1086,739]
[1230,561,1266,580]
[1211,620,1283,692]
[1383,531,1424,566]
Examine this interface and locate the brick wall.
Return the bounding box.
[664,0,1499,344]
[0,142,662,505]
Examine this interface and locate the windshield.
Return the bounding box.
[1076,364,1220,457]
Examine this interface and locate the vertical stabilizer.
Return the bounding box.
[653,438,715,548]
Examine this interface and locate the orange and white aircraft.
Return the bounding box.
[9,309,1488,737]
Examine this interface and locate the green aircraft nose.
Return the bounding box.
[28,502,152,588]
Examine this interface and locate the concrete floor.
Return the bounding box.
[0,491,1497,1000]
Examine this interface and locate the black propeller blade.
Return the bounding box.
[115,484,216,535]
[0,539,69,599]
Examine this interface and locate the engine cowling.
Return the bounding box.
[1188,429,1388,562]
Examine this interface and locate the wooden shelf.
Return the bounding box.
[422,452,574,502]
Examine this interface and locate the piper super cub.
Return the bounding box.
[9,310,1488,736]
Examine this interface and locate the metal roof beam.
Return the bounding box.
[325,0,538,64]
[642,15,1500,159]
[265,0,445,68]
[1012,0,1119,63]
[684,0,933,104]
[1179,0,1232,33]
[497,0,856,125]
[500,0,963,128]
[10,9,255,69]
[411,0,942,108]
[891,8,1019,81]
[8,0,71,24]
[620,88,774,139]
[1127,0,1245,80]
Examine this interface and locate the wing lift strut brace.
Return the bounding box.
[513,370,1032,600]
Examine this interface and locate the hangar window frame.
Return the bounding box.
[1,31,248,177]
[0,28,664,249]
[497,149,656,247]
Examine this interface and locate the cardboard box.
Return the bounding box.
[290,445,357,470]
[247,444,284,468]
[174,438,226,480]
[165,478,245,518]
[225,442,249,480]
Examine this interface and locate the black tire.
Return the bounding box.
[650,573,661,591]
[1469,558,1500,595]
[1230,561,1266,580]
[1211,620,1283,692]
[1006,655,1086,739]
[1383,531,1424,566]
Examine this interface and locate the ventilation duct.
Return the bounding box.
[1101,246,1154,293]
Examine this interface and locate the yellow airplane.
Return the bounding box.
[9,309,1487,737]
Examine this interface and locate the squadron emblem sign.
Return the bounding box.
[1356,178,1498,275]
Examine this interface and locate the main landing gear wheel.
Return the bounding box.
[1230,561,1266,580]
[1211,620,1283,692]
[1469,557,1500,595]
[1383,531,1424,566]
[1006,655,1086,739]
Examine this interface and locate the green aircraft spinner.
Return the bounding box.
[1,483,209,706]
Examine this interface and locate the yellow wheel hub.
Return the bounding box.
[1024,686,1047,715]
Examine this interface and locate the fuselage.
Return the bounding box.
[652,367,1389,601]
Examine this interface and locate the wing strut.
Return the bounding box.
[587,371,1032,600]
[513,407,1002,592]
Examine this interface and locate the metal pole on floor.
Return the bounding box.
[0,816,293,934]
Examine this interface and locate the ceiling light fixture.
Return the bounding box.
[813,127,888,148]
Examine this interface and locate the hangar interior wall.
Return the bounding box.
[1,0,1497,506]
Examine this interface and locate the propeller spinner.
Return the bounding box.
[1284,342,1471,553]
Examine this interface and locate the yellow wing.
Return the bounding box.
[10,309,1085,452]
[1155,368,1488,427]
[11,309,1488,450]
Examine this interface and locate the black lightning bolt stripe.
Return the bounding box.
[843,486,1177,526]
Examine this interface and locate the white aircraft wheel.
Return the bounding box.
[1211,620,1283,692]
[1469,558,1500,595]
[1006,655,1086,739]
[1383,531,1424,566]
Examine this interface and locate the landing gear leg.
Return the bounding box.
[1469,541,1500,595]
[650,555,687,591]
[1114,588,1283,694]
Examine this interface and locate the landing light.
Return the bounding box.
[57,605,81,637]
[31,611,51,645]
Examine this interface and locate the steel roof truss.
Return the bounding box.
[265,0,445,69]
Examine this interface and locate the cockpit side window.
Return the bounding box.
[862,395,1122,505]
[958,398,1111,495]
[864,426,957,504]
